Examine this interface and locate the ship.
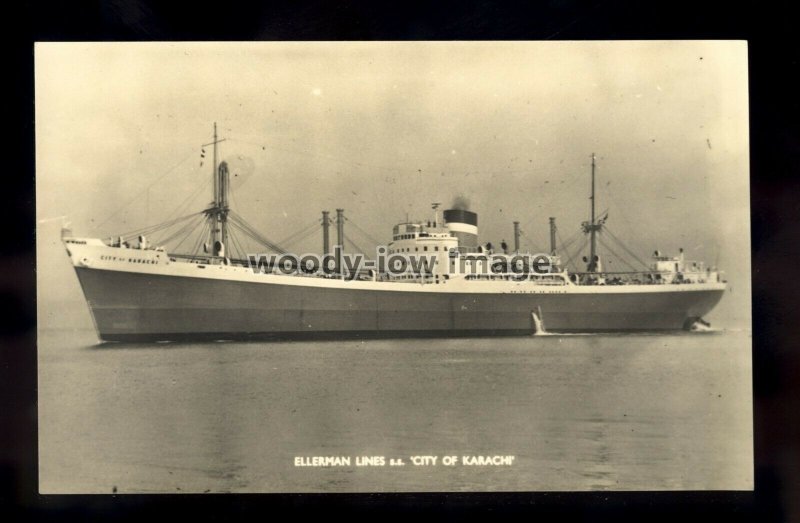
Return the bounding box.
[62,124,726,342]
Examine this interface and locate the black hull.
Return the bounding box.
[74,267,725,342]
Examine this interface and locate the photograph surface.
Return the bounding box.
[36,41,752,493]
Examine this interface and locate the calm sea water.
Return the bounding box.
[38,328,753,493]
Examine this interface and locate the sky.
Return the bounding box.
[35,41,750,326]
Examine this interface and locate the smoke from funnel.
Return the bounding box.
[451,195,470,211]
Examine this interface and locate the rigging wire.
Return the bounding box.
[276,219,322,247]
[231,216,286,253]
[598,236,641,273]
[170,217,205,254]
[518,229,547,254]
[169,216,207,254]
[343,234,367,256]
[93,148,199,233]
[519,221,550,252]
[152,214,205,246]
[227,219,256,252]
[556,227,584,255]
[235,224,264,259]
[188,220,210,258]
[222,174,249,260]
[229,217,285,254]
[280,225,321,251]
[150,218,193,246]
[344,217,382,247]
[227,210,287,253]
[116,211,204,242]
[228,178,243,216]
[117,211,200,240]
[226,223,247,260]
[163,176,213,224]
[233,227,251,261]
[603,226,651,270]
[223,224,240,258]
[563,236,589,272]
[595,176,639,245]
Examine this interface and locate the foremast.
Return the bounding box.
[202,123,229,261]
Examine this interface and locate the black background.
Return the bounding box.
[2,1,797,520]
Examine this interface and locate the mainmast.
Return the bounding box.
[590,152,597,269]
[581,153,604,272]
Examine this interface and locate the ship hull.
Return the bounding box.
[74,267,726,342]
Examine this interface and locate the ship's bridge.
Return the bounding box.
[386,205,567,280]
[388,207,481,255]
[388,221,458,278]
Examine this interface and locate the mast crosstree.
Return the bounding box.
[581,153,606,272]
[202,122,228,259]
